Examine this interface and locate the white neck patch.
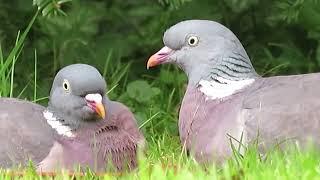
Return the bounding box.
[43,110,75,138]
[198,77,255,100]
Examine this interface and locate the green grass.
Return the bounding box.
[1,10,320,180]
[0,138,320,179]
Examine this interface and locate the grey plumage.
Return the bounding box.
[0,64,144,172]
[147,19,320,164]
[48,64,107,130]
[243,74,320,150]
[161,20,258,85]
[0,98,54,168]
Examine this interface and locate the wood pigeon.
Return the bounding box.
[0,64,145,172]
[146,20,320,164]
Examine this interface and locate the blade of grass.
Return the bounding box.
[166,88,175,112]
[102,49,113,77]
[0,44,3,65]
[0,10,39,76]
[261,63,289,76]
[9,31,21,98]
[5,43,24,83]
[0,44,5,97]
[110,63,131,87]
[229,137,242,166]
[139,112,160,129]
[33,49,37,101]
[33,96,49,103]
[106,84,118,95]
[16,82,31,98]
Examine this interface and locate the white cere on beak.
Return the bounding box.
[85,93,102,103]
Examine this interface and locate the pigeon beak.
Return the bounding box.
[94,103,106,119]
[85,93,106,119]
[147,46,173,69]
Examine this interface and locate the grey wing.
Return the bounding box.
[95,101,145,171]
[242,73,320,151]
[0,98,55,168]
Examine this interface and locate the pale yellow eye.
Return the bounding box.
[187,36,199,46]
[62,79,70,91]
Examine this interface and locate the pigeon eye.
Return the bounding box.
[187,36,199,46]
[62,80,70,91]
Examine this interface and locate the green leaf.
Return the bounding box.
[127,80,159,103]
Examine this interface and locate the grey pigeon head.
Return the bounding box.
[48,64,107,129]
[147,20,259,85]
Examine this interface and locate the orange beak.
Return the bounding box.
[147,46,173,69]
[94,102,106,119]
[85,93,106,119]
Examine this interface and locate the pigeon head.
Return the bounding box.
[147,20,258,85]
[48,64,107,127]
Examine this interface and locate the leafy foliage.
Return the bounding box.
[33,0,71,17]
[0,0,319,141]
[0,0,320,177]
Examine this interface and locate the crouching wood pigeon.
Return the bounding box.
[0,64,145,172]
[146,20,320,164]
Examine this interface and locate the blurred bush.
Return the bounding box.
[0,0,320,136]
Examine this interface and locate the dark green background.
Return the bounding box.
[1,0,320,137]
